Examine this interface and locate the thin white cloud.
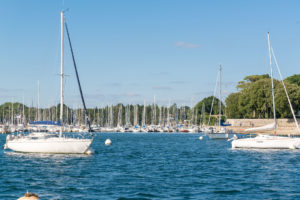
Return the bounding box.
[150,71,170,76]
[152,86,172,90]
[123,93,140,97]
[222,81,238,88]
[175,41,200,49]
[105,82,122,87]
[170,80,189,84]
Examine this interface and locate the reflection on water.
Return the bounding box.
[4,151,91,159]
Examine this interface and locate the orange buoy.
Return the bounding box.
[18,191,39,200]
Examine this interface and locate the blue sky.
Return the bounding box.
[0,0,299,108]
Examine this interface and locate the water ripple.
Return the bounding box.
[1,133,300,199]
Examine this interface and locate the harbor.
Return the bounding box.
[1,0,300,199]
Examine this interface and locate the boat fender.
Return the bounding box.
[85,148,94,155]
[231,142,236,149]
[289,144,296,150]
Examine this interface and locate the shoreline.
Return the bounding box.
[226,118,300,135]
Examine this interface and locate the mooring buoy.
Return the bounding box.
[105,138,112,146]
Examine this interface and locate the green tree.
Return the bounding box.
[226,74,300,119]
[237,74,270,90]
[275,82,300,118]
[284,74,300,86]
[194,96,225,125]
[225,93,241,118]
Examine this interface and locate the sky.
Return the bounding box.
[0,0,299,108]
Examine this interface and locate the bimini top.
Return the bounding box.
[28,121,62,126]
[220,120,231,126]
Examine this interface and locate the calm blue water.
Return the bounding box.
[1,133,300,200]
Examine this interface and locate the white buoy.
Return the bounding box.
[199,136,203,140]
[105,139,112,146]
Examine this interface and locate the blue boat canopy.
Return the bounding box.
[29,121,61,126]
[220,120,231,126]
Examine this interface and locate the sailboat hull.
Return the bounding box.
[232,135,300,149]
[208,133,235,139]
[6,137,93,154]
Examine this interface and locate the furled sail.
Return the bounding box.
[245,122,275,132]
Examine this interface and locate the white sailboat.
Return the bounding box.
[141,100,148,132]
[208,65,235,139]
[232,32,300,149]
[4,11,93,154]
[132,104,140,132]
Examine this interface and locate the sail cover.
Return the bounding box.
[244,122,275,132]
[29,121,61,126]
[220,120,231,126]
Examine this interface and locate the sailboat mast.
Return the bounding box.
[201,102,205,127]
[22,91,25,124]
[267,32,277,135]
[37,80,40,121]
[142,100,146,126]
[11,100,13,126]
[219,65,222,130]
[59,11,64,137]
[271,48,300,133]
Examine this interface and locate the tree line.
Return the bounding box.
[1,74,299,126]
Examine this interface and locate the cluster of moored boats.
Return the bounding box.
[0,122,224,134]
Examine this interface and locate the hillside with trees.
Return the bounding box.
[225,74,300,119]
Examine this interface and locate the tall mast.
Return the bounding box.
[37,80,40,121]
[195,108,198,125]
[271,47,300,133]
[267,32,277,135]
[134,105,138,126]
[152,95,156,125]
[219,65,222,130]
[59,11,64,137]
[159,106,162,126]
[118,104,122,127]
[110,105,113,127]
[167,100,170,126]
[142,100,146,126]
[201,102,205,126]
[22,91,25,124]
[11,99,13,126]
[190,98,194,126]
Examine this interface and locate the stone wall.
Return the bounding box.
[225,118,300,135]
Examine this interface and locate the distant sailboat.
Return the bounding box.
[5,11,93,154]
[232,32,300,149]
[141,100,148,132]
[132,105,140,132]
[207,65,235,139]
[116,104,123,132]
